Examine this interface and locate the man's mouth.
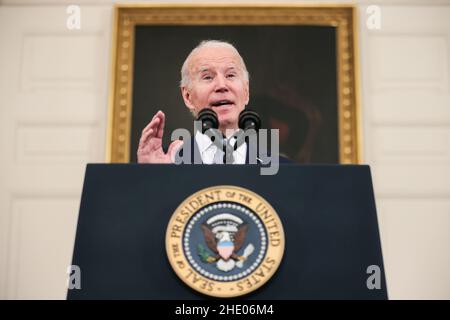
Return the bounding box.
[210,100,234,108]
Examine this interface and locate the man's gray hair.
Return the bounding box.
[180,40,250,88]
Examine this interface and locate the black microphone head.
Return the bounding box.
[196,108,219,133]
[238,109,261,131]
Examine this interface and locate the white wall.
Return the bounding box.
[0,0,449,299]
[0,4,112,299]
[359,4,450,299]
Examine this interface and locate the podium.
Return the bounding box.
[67,164,387,299]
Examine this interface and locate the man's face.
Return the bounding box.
[181,46,249,133]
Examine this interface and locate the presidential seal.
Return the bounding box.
[165,186,285,298]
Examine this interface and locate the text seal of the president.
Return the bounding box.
[166,185,285,298]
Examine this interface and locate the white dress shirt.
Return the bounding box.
[195,131,247,164]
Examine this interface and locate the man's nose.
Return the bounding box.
[214,74,228,92]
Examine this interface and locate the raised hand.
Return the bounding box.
[137,110,183,163]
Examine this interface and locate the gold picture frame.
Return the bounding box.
[107,3,361,164]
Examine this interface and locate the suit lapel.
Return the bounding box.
[245,136,260,164]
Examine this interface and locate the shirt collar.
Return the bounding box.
[195,130,214,154]
[194,130,242,151]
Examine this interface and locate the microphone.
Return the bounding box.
[238,109,261,132]
[196,108,219,133]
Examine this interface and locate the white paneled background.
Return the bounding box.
[0,4,111,299]
[359,3,450,299]
[0,0,449,300]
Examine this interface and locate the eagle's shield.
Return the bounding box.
[217,241,234,260]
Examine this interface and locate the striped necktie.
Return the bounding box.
[223,138,235,164]
[213,138,235,164]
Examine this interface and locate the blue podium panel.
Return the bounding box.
[67,164,387,300]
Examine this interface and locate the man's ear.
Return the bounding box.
[244,81,250,105]
[181,86,195,113]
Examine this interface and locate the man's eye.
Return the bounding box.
[202,75,212,80]
[227,74,236,78]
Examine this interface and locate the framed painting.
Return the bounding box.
[107,4,361,164]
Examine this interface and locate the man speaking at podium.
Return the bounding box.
[136,40,289,167]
